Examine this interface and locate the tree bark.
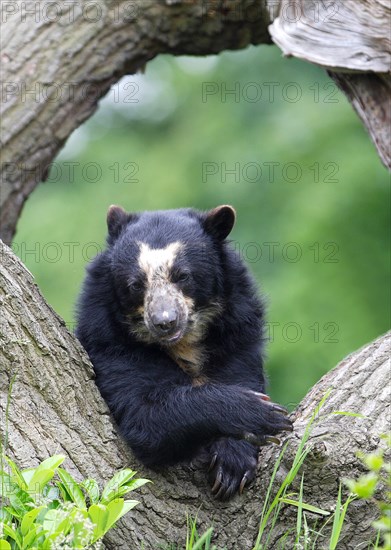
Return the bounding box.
[268,0,390,73]
[0,0,271,245]
[1,239,390,549]
[328,72,391,170]
[268,0,391,171]
[1,0,390,244]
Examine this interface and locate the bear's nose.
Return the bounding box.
[151,310,178,334]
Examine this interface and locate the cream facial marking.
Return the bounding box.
[138,242,182,283]
[136,241,218,381]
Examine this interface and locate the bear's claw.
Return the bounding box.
[211,468,223,494]
[207,439,259,501]
[208,453,218,472]
[264,435,281,446]
[239,471,251,495]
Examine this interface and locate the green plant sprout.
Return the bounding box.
[0,453,150,549]
[344,433,391,550]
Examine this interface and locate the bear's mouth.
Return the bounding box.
[148,326,186,346]
[126,309,189,346]
[163,329,184,345]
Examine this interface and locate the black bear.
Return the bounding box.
[76,205,292,500]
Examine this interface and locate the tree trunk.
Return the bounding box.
[1,239,390,549]
[1,1,390,544]
[1,0,390,244]
[0,0,271,245]
[328,72,391,170]
[268,0,391,171]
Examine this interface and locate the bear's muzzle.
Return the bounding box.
[144,285,189,345]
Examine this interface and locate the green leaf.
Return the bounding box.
[28,469,55,497]
[9,491,33,517]
[106,479,150,502]
[5,457,27,491]
[373,516,391,531]
[22,455,65,499]
[345,472,378,499]
[42,507,75,536]
[2,524,20,544]
[34,455,65,472]
[279,497,330,516]
[100,469,137,504]
[0,540,11,550]
[295,474,304,541]
[56,469,86,508]
[20,507,43,536]
[20,469,35,487]
[192,527,214,550]
[105,498,139,533]
[2,506,19,521]
[379,500,391,513]
[56,481,72,503]
[44,485,60,502]
[0,508,12,523]
[70,508,91,546]
[329,485,355,550]
[41,508,60,535]
[41,534,58,550]
[88,503,109,541]
[81,478,100,505]
[21,525,42,549]
[359,451,384,472]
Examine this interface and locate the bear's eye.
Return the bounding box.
[173,272,190,284]
[129,280,144,292]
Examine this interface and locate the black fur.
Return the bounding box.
[76,206,292,500]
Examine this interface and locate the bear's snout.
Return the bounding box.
[151,306,178,334]
[145,286,188,344]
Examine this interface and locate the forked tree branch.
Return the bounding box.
[1,239,389,549]
[1,0,390,244]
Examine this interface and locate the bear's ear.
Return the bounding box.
[203,205,236,241]
[107,205,133,241]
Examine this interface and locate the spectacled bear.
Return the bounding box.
[76,205,292,500]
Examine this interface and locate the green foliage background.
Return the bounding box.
[14,46,390,407]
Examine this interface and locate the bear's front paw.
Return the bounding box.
[206,438,259,501]
[243,390,293,443]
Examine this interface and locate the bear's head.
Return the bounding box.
[106,205,236,348]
